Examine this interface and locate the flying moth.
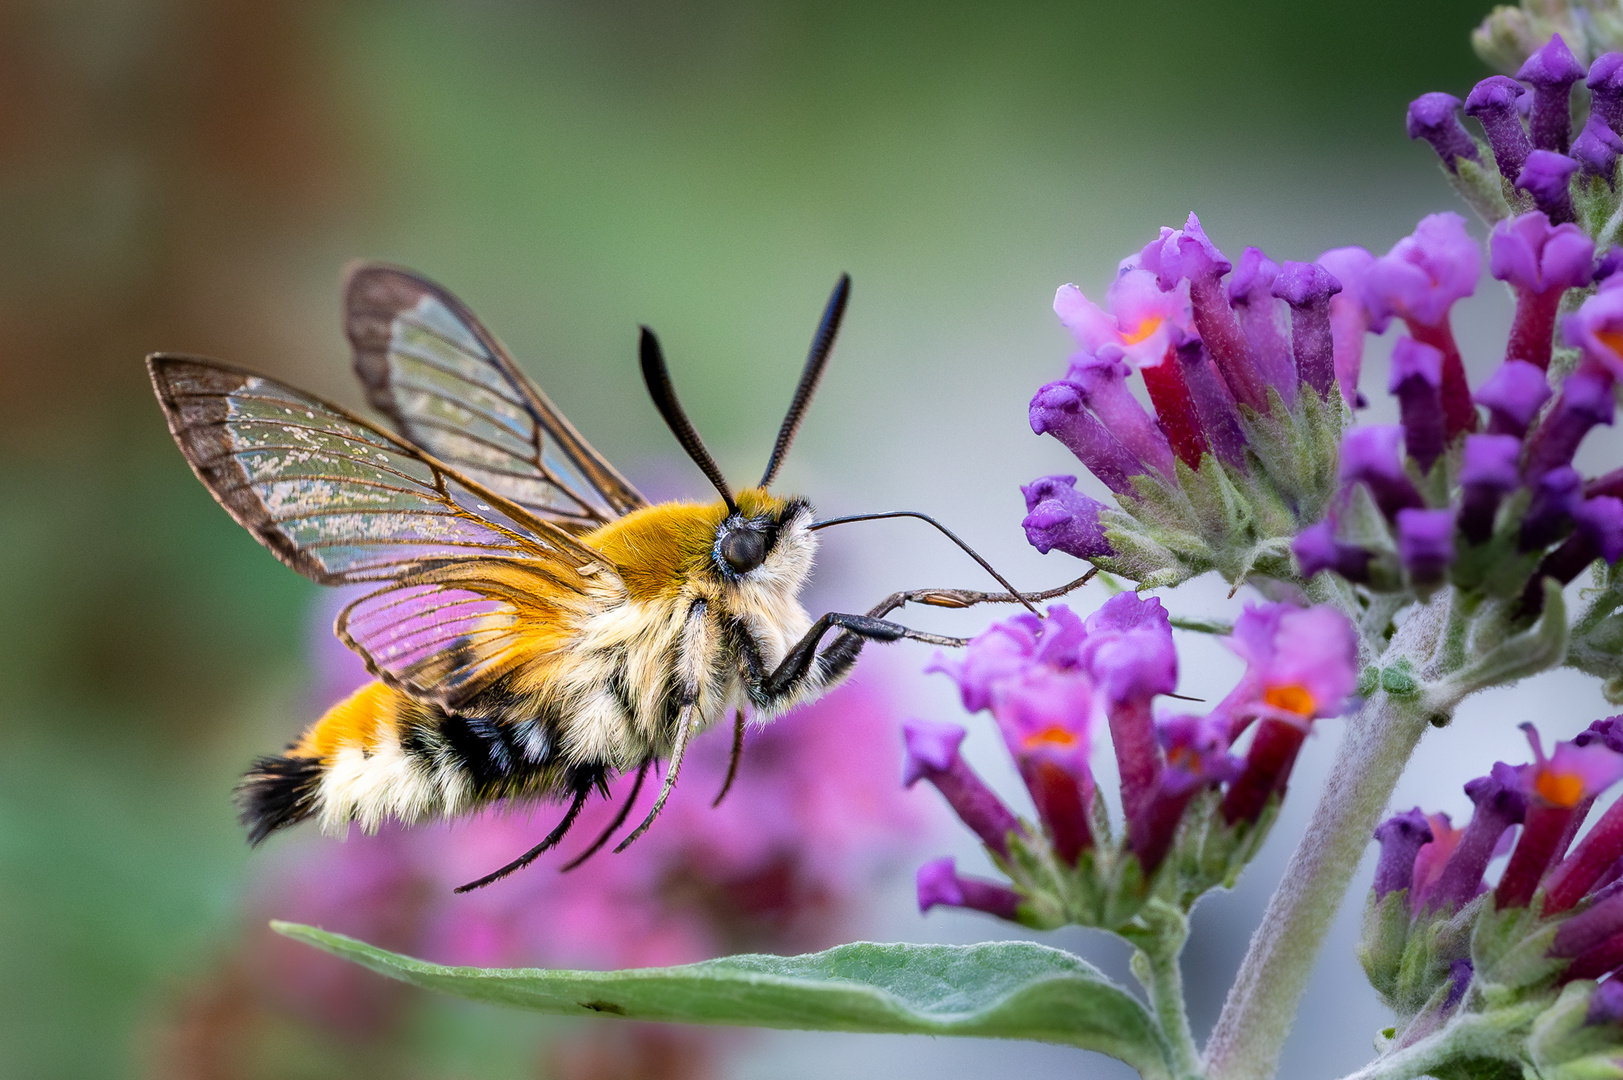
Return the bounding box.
[147,265,1088,890]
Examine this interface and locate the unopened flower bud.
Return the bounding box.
[902,720,1022,857]
[1408,92,1481,172]
[1465,76,1533,179]
[1518,33,1584,153]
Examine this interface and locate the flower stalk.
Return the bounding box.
[1204,688,1435,1080]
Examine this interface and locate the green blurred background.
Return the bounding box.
[0,1,1540,1077]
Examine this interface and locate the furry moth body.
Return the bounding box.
[239,491,829,842]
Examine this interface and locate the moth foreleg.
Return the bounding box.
[745,611,968,710]
[770,572,1098,701]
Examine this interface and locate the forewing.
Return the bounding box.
[149,355,612,705]
[345,263,647,533]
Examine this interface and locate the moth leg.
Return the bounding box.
[454,783,592,893]
[614,702,699,853]
[712,708,747,808]
[765,572,1099,704]
[738,611,966,713]
[560,759,651,873]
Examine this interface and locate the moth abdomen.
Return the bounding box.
[236,678,588,843]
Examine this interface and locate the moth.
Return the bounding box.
[148,265,1086,890]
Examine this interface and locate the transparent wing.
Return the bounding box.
[334,559,587,708]
[345,263,647,533]
[149,355,611,706]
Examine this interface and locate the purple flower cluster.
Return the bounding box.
[1414,35,1623,223]
[1360,719,1623,1055]
[907,594,1356,925]
[1373,719,1623,983]
[1023,208,1498,593]
[1026,215,1354,567]
[1288,208,1623,607]
[1033,39,1623,609]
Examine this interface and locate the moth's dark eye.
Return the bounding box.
[719,528,767,575]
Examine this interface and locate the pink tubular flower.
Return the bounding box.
[1054,265,1192,370]
[1080,593,1178,820]
[928,605,1097,862]
[991,662,1099,862]
[1218,604,1359,825]
[1367,212,1481,328]
[1497,726,1623,909]
[1141,213,1270,410]
[1491,211,1596,294]
[930,606,1087,714]
[1220,604,1359,731]
[1366,213,1481,438]
[1491,211,1595,371]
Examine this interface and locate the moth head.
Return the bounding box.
[711,490,814,587]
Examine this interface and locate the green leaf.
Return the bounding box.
[273,922,1175,1079]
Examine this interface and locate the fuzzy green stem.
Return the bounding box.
[1131,904,1200,1080]
[1201,689,1433,1080]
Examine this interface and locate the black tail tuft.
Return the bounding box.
[237,753,323,845]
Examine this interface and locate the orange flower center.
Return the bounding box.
[1119,316,1163,345]
[1023,725,1080,750]
[1597,329,1623,358]
[1264,683,1316,717]
[1535,767,1585,808]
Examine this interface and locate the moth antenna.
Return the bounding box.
[760,274,850,488]
[453,785,592,892]
[614,709,697,853]
[640,327,738,515]
[712,708,747,808]
[809,510,1041,614]
[560,760,651,873]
